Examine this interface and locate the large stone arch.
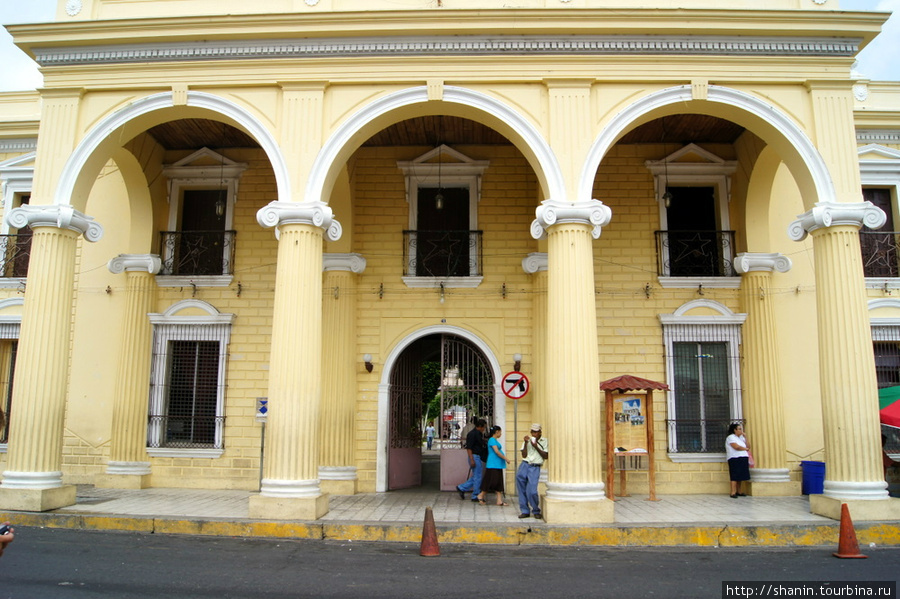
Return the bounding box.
[52,91,289,214]
[375,324,504,493]
[307,85,564,208]
[583,85,835,211]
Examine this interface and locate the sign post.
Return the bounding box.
[501,371,529,474]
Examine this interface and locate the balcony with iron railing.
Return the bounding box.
[159,230,236,277]
[0,234,31,278]
[860,230,900,278]
[655,230,736,277]
[403,230,483,278]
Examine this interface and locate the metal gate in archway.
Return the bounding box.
[388,334,495,490]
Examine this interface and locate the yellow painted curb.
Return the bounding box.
[2,511,898,547]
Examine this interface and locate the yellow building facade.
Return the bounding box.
[0,0,899,524]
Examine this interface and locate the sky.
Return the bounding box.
[0,0,898,92]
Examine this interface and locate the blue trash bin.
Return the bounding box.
[800,460,825,495]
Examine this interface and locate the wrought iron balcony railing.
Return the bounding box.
[403,230,483,278]
[0,234,32,278]
[159,230,236,277]
[665,418,744,454]
[147,414,224,449]
[655,230,736,277]
[860,230,900,278]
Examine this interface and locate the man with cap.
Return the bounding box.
[516,423,548,519]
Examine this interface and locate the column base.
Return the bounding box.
[746,481,801,497]
[249,493,330,520]
[543,496,615,524]
[94,473,151,490]
[0,484,77,512]
[809,494,900,521]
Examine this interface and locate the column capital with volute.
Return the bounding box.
[788,201,885,242]
[521,252,548,274]
[322,253,366,274]
[107,254,161,275]
[734,253,792,275]
[530,198,612,240]
[7,204,103,242]
[257,200,342,241]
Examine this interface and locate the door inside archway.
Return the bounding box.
[388,333,495,491]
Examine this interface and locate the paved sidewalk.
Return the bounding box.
[2,486,897,548]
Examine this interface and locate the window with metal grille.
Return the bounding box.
[160,340,220,446]
[671,341,735,453]
[147,303,231,454]
[661,304,745,458]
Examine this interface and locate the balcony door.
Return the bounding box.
[665,186,721,277]
[415,186,470,277]
[180,189,227,276]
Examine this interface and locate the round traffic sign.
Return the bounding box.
[501,371,530,399]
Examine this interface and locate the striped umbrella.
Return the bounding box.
[878,386,900,429]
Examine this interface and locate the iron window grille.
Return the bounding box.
[860,231,900,278]
[0,234,31,278]
[159,230,236,276]
[403,230,483,278]
[655,230,736,277]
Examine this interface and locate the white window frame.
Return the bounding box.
[859,144,900,289]
[659,299,746,462]
[147,299,233,458]
[397,145,489,288]
[159,148,246,288]
[645,144,738,289]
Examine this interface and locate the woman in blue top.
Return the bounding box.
[477,425,511,506]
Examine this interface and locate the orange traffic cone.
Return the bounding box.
[420,506,440,557]
[833,503,867,559]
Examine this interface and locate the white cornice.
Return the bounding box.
[0,139,37,154]
[31,35,861,66]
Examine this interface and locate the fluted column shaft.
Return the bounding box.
[811,226,884,492]
[735,254,791,484]
[4,227,79,479]
[250,201,341,519]
[522,253,548,430]
[96,255,160,487]
[264,223,325,486]
[319,254,365,494]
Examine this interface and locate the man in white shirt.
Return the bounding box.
[516,423,548,519]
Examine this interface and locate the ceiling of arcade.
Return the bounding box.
[144,114,745,152]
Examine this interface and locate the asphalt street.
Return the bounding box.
[0,527,896,599]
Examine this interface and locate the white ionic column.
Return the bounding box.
[0,204,102,511]
[319,253,366,495]
[789,201,900,520]
[531,199,614,523]
[95,254,160,489]
[734,253,798,494]
[249,201,341,520]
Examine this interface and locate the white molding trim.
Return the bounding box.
[108,253,161,275]
[0,470,64,489]
[585,85,836,210]
[522,252,548,274]
[0,139,37,154]
[750,468,791,483]
[857,130,900,145]
[657,276,741,289]
[734,253,792,274]
[0,152,34,236]
[155,275,234,288]
[668,452,726,463]
[308,85,564,211]
[402,276,483,289]
[323,253,366,273]
[55,91,289,212]
[318,466,358,481]
[531,198,612,240]
[259,477,322,498]
[823,480,889,500]
[105,461,152,476]
[256,200,342,241]
[6,204,103,241]
[146,448,224,459]
[544,481,607,501]
[788,201,886,241]
[376,324,504,493]
[32,36,860,67]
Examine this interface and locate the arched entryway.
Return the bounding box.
[382,330,499,492]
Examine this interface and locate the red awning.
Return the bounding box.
[600,375,669,393]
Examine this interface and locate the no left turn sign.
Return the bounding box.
[501,371,530,399]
